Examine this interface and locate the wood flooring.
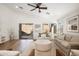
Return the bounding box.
[0,40,34,56]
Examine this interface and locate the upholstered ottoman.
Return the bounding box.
[35,40,52,56]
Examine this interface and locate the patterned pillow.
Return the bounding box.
[64,34,72,41]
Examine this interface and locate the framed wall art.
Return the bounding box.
[67,15,79,32]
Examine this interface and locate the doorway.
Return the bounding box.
[50,24,57,39]
[19,23,33,39]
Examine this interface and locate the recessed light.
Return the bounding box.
[15,6,23,10]
[15,6,19,8]
[46,12,50,15]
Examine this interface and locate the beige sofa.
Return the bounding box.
[68,35,79,49]
[54,38,71,56]
[54,33,79,56]
[70,49,79,56]
[0,50,20,56]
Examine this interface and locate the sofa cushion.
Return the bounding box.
[61,40,71,48]
[64,34,72,41]
[54,39,71,56]
[70,35,79,42]
[55,39,70,48]
[68,42,79,49]
[69,42,79,46]
[0,50,20,56]
[71,49,79,56]
[57,34,65,40]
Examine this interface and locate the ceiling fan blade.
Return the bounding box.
[37,3,42,6]
[39,7,47,9]
[27,4,36,7]
[30,8,37,11]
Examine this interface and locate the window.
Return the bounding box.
[42,24,50,33]
[19,23,33,39]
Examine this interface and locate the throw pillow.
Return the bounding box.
[64,35,72,41]
[57,34,65,40]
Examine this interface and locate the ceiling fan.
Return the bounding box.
[27,3,47,13]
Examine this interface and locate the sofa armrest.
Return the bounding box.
[54,39,71,56]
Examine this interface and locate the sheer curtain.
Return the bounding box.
[22,24,33,34]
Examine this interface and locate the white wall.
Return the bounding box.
[0,5,18,41]
[0,5,57,41]
[57,9,79,37]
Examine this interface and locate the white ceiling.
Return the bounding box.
[2,3,79,21]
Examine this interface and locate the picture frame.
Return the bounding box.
[67,15,79,32]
